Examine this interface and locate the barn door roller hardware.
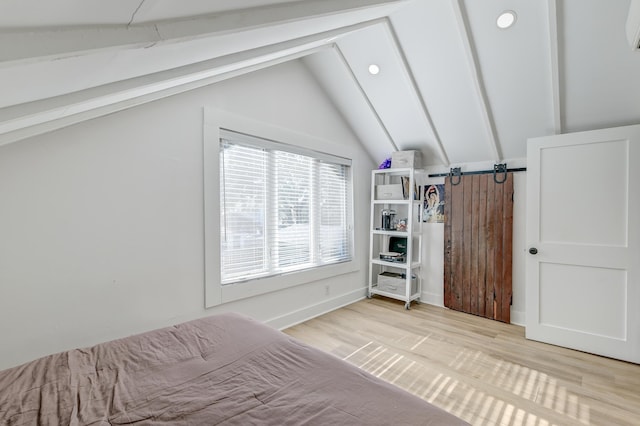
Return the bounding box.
[493,163,508,184]
[430,164,527,184]
[449,167,462,186]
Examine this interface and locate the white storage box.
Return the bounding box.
[375,184,403,200]
[377,272,418,296]
[391,150,422,169]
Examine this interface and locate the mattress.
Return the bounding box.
[0,312,468,425]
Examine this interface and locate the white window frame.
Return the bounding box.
[203,109,357,308]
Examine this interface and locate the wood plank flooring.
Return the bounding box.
[283,298,640,426]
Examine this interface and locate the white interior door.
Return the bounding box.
[526,124,640,364]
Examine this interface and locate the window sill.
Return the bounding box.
[215,260,358,306]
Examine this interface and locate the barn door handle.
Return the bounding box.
[529,247,538,255]
[494,163,508,184]
[449,167,462,186]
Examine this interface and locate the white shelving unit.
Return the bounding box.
[368,167,422,309]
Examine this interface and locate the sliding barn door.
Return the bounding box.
[444,173,514,323]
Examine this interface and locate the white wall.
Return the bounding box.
[0,60,375,370]
[417,170,527,326]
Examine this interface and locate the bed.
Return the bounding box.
[0,312,468,425]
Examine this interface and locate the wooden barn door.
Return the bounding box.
[444,173,514,323]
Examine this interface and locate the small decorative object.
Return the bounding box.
[378,158,392,169]
[381,209,396,230]
[396,218,407,231]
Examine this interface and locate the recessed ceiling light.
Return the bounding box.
[368,64,380,75]
[497,10,517,29]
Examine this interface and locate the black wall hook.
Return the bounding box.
[449,167,462,186]
[493,163,507,184]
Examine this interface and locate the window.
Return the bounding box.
[219,129,353,284]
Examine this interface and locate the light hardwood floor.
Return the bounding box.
[283,298,640,426]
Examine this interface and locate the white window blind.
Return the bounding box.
[219,130,352,284]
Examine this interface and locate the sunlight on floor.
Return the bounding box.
[342,338,592,426]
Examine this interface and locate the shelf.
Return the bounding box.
[372,199,422,206]
[372,199,412,205]
[369,166,422,309]
[372,229,421,237]
[372,167,414,175]
[371,259,421,269]
[372,229,409,236]
[369,288,421,302]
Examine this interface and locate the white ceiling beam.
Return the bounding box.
[0,0,406,68]
[0,19,383,147]
[153,0,407,40]
[0,26,158,68]
[547,0,562,134]
[452,0,501,163]
[383,18,450,166]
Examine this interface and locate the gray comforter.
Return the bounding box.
[0,312,468,425]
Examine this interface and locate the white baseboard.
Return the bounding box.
[510,309,525,326]
[267,288,366,331]
[266,286,526,329]
[420,291,444,307]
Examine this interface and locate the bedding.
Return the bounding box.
[0,313,468,425]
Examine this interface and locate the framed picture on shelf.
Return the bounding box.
[401,176,419,200]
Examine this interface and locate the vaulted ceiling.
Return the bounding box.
[1,0,639,168]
